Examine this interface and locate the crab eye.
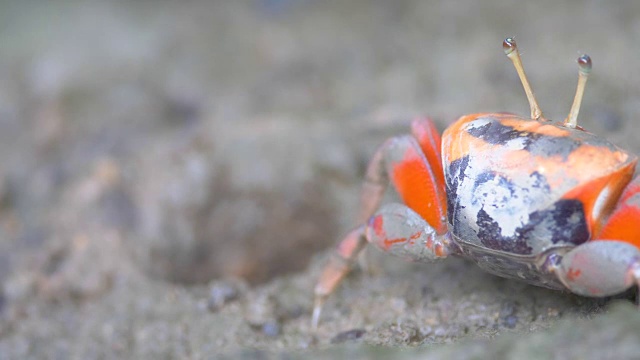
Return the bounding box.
[564,54,592,129]
[503,37,544,121]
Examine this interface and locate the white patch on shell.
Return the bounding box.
[504,136,528,150]
[473,176,528,235]
[464,117,492,130]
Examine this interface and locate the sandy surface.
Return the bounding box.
[1,1,640,358]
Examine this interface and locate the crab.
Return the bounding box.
[312,38,640,328]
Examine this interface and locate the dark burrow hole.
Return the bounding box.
[142,174,339,286]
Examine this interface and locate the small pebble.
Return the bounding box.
[503,315,518,329]
[207,282,239,312]
[330,328,366,344]
[499,301,519,328]
[245,292,274,325]
[262,320,281,337]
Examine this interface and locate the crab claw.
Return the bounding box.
[556,241,640,297]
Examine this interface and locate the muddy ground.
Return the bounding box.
[1,1,640,358]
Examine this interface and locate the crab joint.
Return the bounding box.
[627,261,640,307]
[503,37,544,121]
[564,54,592,129]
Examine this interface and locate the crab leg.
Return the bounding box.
[313,204,451,328]
[312,225,367,328]
[554,176,640,298]
[313,119,449,328]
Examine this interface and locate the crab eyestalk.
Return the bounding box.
[564,54,592,129]
[503,38,544,121]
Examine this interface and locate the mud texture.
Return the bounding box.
[1,1,640,358]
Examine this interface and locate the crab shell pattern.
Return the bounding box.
[443,113,636,289]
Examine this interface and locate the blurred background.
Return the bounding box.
[1,0,640,357]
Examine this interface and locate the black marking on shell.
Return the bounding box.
[523,135,581,160]
[466,121,542,147]
[473,198,589,254]
[446,155,470,230]
[466,119,583,160]
[476,208,534,254]
[472,172,515,206]
[466,170,587,254]
[528,171,549,191]
[519,199,589,245]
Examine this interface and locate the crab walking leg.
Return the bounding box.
[554,241,640,298]
[312,226,368,328]
[313,204,451,328]
[313,121,448,328]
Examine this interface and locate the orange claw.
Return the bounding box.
[390,118,448,234]
[597,176,640,248]
[411,117,445,188]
